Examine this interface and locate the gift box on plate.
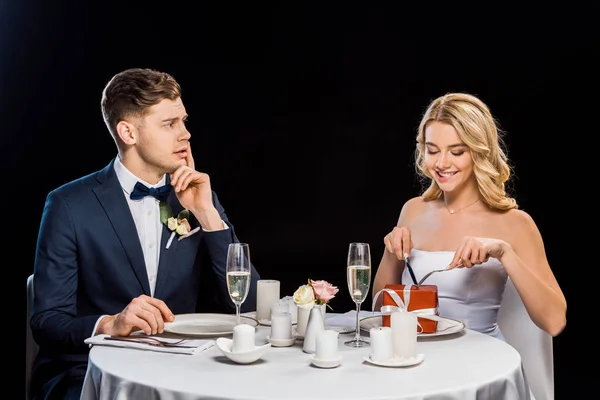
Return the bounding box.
[381,284,439,333]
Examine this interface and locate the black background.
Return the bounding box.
[5,1,594,398]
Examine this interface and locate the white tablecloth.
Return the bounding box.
[81,314,529,400]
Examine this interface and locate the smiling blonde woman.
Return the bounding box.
[372,92,566,340]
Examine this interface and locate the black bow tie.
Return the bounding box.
[130,182,172,202]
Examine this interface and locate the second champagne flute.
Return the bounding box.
[226,243,251,325]
[345,242,372,347]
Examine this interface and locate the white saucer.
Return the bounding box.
[266,336,296,347]
[362,353,424,367]
[310,354,342,368]
[216,338,271,364]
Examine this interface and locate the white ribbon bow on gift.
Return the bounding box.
[372,286,443,332]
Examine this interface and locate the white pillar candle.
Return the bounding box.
[315,329,339,360]
[369,326,394,362]
[270,311,293,339]
[288,300,298,321]
[390,311,418,360]
[256,280,280,321]
[232,324,255,353]
[271,302,289,316]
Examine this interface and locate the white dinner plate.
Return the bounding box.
[164,313,259,337]
[362,353,424,368]
[359,315,465,338]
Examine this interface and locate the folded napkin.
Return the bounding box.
[326,310,381,328]
[435,317,462,332]
[84,334,215,355]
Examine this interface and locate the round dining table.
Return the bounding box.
[80,314,530,400]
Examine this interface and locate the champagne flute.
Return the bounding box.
[226,243,251,325]
[344,242,372,347]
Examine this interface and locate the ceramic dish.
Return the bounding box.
[362,353,424,367]
[310,354,342,368]
[266,336,295,347]
[216,338,271,364]
[164,313,259,337]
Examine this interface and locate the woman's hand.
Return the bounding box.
[448,236,510,269]
[383,226,413,261]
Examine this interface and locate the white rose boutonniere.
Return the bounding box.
[160,202,191,249]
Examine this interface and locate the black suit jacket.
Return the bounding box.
[30,158,260,397]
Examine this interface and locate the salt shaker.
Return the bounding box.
[303,306,325,353]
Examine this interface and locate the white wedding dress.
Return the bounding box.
[402,248,508,341]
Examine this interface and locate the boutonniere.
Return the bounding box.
[160,202,191,249]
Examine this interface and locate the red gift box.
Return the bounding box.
[381,284,439,333]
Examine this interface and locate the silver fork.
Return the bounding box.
[417,262,463,286]
[417,269,447,286]
[105,336,188,347]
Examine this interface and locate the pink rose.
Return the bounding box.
[310,279,339,302]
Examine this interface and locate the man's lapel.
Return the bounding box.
[154,193,189,297]
[93,159,151,295]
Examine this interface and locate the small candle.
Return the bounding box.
[390,311,418,359]
[232,324,255,353]
[256,280,280,321]
[270,311,293,339]
[369,326,393,362]
[315,329,339,360]
[271,302,289,316]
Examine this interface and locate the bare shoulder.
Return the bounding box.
[501,208,543,244]
[504,208,538,230]
[398,196,432,224]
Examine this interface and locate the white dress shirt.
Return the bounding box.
[114,159,165,296]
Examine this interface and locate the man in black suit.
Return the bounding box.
[30,67,260,399]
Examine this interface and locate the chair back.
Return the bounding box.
[26,274,39,400]
[498,277,554,400]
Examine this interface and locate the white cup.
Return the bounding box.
[232,324,255,353]
[270,311,293,340]
[315,329,339,360]
[369,326,394,362]
[256,280,280,322]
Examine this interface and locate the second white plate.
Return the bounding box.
[359,315,465,338]
[363,353,424,367]
[164,313,259,337]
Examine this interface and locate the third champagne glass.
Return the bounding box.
[345,242,372,347]
[226,243,251,325]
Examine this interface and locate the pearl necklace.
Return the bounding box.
[444,198,480,214]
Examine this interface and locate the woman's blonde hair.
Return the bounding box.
[415,93,517,211]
